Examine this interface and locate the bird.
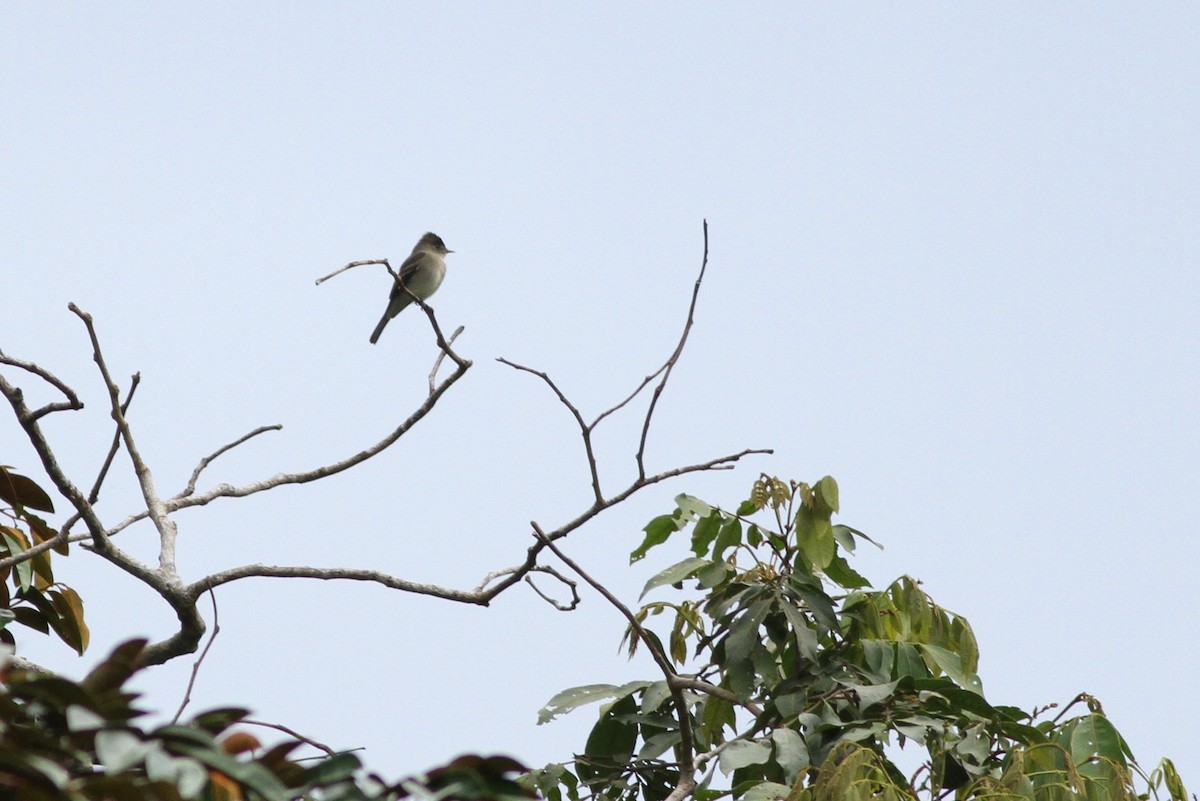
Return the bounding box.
[369,232,453,344]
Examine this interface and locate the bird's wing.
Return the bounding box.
[388,252,426,299]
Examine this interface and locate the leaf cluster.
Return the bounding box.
[0,637,539,801]
[531,475,1190,801]
[0,466,88,654]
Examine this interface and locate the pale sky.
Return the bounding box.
[4,3,1198,784]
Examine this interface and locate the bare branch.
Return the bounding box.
[62,373,141,537]
[636,219,709,480]
[180,425,284,498]
[172,589,220,724]
[241,719,339,757]
[190,565,485,603]
[429,326,465,396]
[104,335,471,539]
[497,357,603,503]
[0,349,84,420]
[70,303,181,576]
[521,565,580,611]
[313,258,392,286]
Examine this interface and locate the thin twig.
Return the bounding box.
[240,719,338,757]
[521,565,580,611]
[314,258,392,286]
[71,303,183,576]
[62,374,141,536]
[497,357,602,503]
[428,326,466,396]
[636,219,709,480]
[172,589,220,724]
[0,349,84,420]
[180,425,284,498]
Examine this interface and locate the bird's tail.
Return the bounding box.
[369,313,390,344]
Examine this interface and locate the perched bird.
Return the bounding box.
[369,232,454,344]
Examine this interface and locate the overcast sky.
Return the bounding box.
[3,3,1198,785]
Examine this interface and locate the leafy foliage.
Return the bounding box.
[0,638,532,801]
[0,466,88,654]
[532,475,1189,801]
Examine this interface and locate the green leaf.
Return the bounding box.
[0,467,55,512]
[691,513,722,556]
[1058,713,1127,768]
[769,729,809,779]
[1,530,34,591]
[796,506,835,570]
[822,554,870,589]
[713,518,742,560]
[538,682,651,724]
[304,751,363,785]
[638,731,681,760]
[725,600,771,664]
[848,679,900,711]
[718,739,771,774]
[777,600,818,660]
[813,476,839,514]
[739,782,792,801]
[676,494,713,520]
[631,514,684,563]
[895,643,928,680]
[640,557,709,600]
[918,644,983,695]
[580,694,639,782]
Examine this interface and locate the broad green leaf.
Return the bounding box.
[736,500,759,516]
[785,577,837,631]
[739,781,792,801]
[895,643,928,679]
[769,729,809,779]
[0,467,55,513]
[638,731,681,760]
[1059,714,1126,768]
[918,644,984,695]
[691,513,722,556]
[813,476,839,514]
[713,518,743,560]
[726,600,771,664]
[580,694,639,782]
[641,681,672,714]
[823,554,870,589]
[676,494,713,520]
[796,506,835,570]
[701,695,736,741]
[718,739,772,774]
[862,640,894,682]
[640,557,710,599]
[304,751,363,784]
[538,681,651,724]
[631,514,684,563]
[777,600,818,660]
[1,530,33,591]
[848,679,900,711]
